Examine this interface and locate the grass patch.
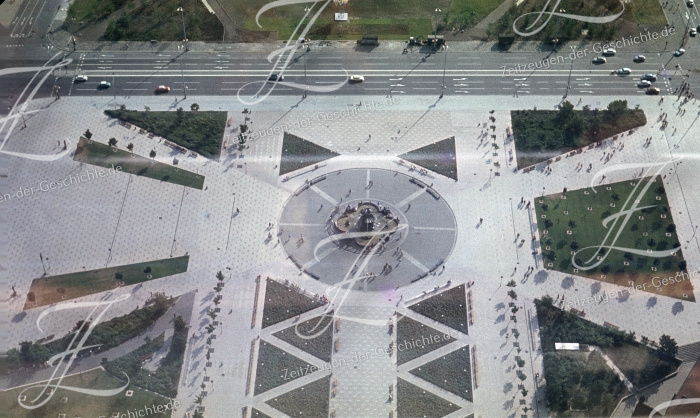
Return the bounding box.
[67,0,223,42]
[397,377,461,418]
[254,340,315,395]
[396,316,455,366]
[512,100,647,168]
[408,284,468,334]
[265,375,330,417]
[105,109,226,160]
[534,176,692,301]
[279,132,340,176]
[536,297,679,414]
[262,278,324,328]
[224,0,450,40]
[445,0,504,31]
[489,0,666,41]
[273,313,333,362]
[0,367,174,418]
[409,345,473,402]
[542,350,626,416]
[6,294,176,372]
[398,136,457,180]
[104,316,189,397]
[24,255,188,310]
[73,136,204,189]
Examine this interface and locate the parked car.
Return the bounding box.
[688,0,694,7]
[633,55,646,62]
[647,87,660,94]
[642,73,657,81]
[602,48,616,56]
[155,85,170,93]
[268,74,284,81]
[349,75,364,82]
[674,48,685,56]
[638,80,652,88]
[98,81,111,89]
[591,57,606,64]
[74,75,88,82]
[690,28,697,36]
[617,68,631,75]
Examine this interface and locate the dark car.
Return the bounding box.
[641,73,657,81]
[268,74,284,81]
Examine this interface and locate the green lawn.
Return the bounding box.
[223,0,454,40]
[409,346,472,402]
[396,316,455,365]
[408,284,468,334]
[446,0,504,31]
[67,0,223,41]
[489,0,666,41]
[397,377,460,418]
[262,278,324,328]
[254,340,315,395]
[534,177,692,301]
[279,133,340,176]
[512,100,647,169]
[0,368,174,418]
[536,297,678,414]
[25,256,189,309]
[265,375,330,417]
[74,136,205,189]
[399,137,458,180]
[273,313,333,362]
[105,109,227,160]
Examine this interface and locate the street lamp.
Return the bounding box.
[434,8,442,38]
[177,6,188,51]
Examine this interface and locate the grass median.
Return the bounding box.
[73,136,205,189]
[24,255,189,309]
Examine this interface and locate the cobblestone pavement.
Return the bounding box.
[1,90,699,418]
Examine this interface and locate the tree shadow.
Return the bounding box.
[590,281,601,295]
[495,302,506,311]
[672,301,684,315]
[495,313,506,324]
[646,296,657,309]
[11,312,27,323]
[503,382,513,393]
[561,276,574,289]
[534,270,548,284]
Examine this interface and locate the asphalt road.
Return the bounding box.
[1,0,698,103]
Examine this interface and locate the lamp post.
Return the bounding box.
[434,8,442,38]
[20,110,27,129]
[177,6,188,51]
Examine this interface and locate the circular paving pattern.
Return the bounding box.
[279,168,457,291]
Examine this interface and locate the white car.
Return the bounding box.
[617,68,631,75]
[674,48,685,56]
[602,48,616,56]
[98,81,111,89]
[688,0,694,7]
[349,75,364,82]
[74,75,88,82]
[690,28,697,36]
[592,57,606,64]
[637,80,652,88]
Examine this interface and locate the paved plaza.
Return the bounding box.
[1,88,699,418]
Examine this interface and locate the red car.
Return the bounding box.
[646,87,660,95]
[155,85,171,93]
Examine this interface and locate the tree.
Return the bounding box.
[216,271,225,283]
[521,388,528,397]
[506,280,517,288]
[206,323,216,334]
[84,129,93,139]
[27,291,35,302]
[214,283,223,293]
[607,99,628,116]
[127,143,134,152]
[149,150,156,159]
[195,394,204,404]
[108,137,118,147]
[658,334,678,360]
[511,306,520,315]
[174,315,188,332]
[207,310,217,321]
[557,100,575,121]
[516,358,526,368]
[508,289,518,300]
[176,107,184,121]
[191,103,200,111]
[115,273,123,280]
[120,104,127,111]
[193,411,204,418]
[516,370,527,381]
